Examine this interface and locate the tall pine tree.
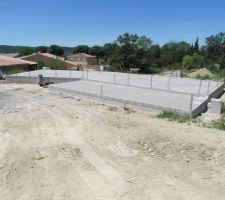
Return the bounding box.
[194,37,199,53]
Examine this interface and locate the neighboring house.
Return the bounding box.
[0,55,37,71]
[67,53,99,70]
[19,53,78,69]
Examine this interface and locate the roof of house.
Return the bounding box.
[20,53,77,66]
[19,53,64,60]
[67,53,96,58]
[0,55,37,67]
[0,53,20,58]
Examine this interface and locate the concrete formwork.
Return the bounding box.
[48,80,209,117]
[6,69,223,96]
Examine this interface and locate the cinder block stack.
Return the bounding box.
[207,98,223,114]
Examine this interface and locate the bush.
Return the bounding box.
[157,111,192,123]
[211,103,225,131]
[212,115,225,130]
[123,106,135,114]
[2,66,29,75]
[182,54,204,69]
[37,61,45,68]
[46,58,67,70]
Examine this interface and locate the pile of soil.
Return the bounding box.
[188,68,215,79]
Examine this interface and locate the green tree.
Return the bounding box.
[37,61,45,68]
[149,45,161,59]
[103,43,121,70]
[36,46,48,53]
[159,41,191,67]
[46,59,66,70]
[182,55,194,68]
[194,37,199,53]
[137,36,152,50]
[19,47,34,56]
[49,45,64,56]
[182,54,204,69]
[204,32,225,69]
[115,33,140,71]
[90,45,105,58]
[73,45,90,54]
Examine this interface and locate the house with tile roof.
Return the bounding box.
[67,53,99,70]
[0,55,37,72]
[19,53,78,70]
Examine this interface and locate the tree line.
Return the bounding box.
[73,32,225,74]
[12,32,225,73]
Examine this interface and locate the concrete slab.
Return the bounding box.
[48,80,208,117]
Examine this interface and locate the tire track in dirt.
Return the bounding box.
[50,107,134,199]
[37,108,119,199]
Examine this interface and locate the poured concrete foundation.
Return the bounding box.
[49,80,210,117]
[6,70,224,117]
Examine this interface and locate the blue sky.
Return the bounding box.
[0,0,224,47]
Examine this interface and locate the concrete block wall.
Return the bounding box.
[6,76,81,84]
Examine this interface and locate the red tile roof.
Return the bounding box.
[0,55,36,67]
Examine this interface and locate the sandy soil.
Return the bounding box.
[187,68,215,79]
[0,83,225,200]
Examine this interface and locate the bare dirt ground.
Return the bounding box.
[0,83,225,200]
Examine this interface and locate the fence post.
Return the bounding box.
[198,80,202,94]
[69,70,72,78]
[100,85,103,96]
[189,94,194,120]
[207,81,210,95]
[113,72,116,83]
[217,80,219,87]
[150,75,153,88]
[127,73,130,85]
[167,76,172,90]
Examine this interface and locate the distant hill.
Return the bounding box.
[0,45,74,55]
[0,45,29,53]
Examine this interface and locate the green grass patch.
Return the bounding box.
[212,114,225,130]
[123,106,135,114]
[211,103,225,131]
[108,106,118,111]
[157,111,193,123]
